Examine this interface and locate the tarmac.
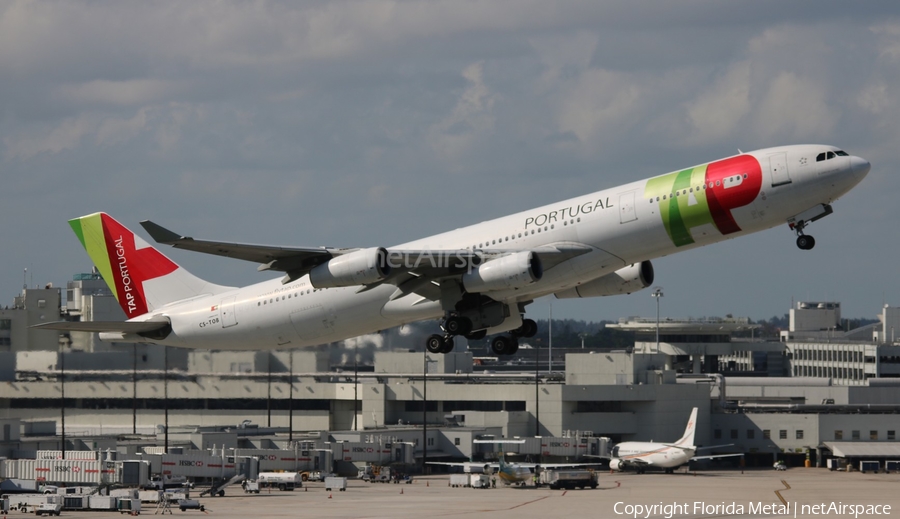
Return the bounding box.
[15,468,900,518]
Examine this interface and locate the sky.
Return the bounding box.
[2,1,900,325]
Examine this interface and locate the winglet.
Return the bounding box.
[140,220,189,245]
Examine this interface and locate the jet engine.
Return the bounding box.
[461,251,542,293]
[554,261,653,299]
[309,247,391,288]
[608,459,625,472]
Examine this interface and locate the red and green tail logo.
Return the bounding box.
[69,213,178,317]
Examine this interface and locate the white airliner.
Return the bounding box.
[428,440,595,485]
[606,408,743,474]
[38,145,869,354]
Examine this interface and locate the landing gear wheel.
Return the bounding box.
[464,330,487,340]
[524,319,538,338]
[796,235,815,250]
[511,319,538,338]
[490,335,519,355]
[444,316,472,336]
[426,334,445,353]
[440,335,455,353]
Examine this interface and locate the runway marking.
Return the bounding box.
[774,479,791,506]
[428,495,552,516]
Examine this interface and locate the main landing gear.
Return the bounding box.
[426,317,538,356]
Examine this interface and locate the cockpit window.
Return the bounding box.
[816,152,826,162]
[827,151,835,160]
[817,151,838,162]
[835,150,849,156]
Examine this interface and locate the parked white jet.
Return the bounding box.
[428,440,595,485]
[37,145,869,353]
[607,408,742,474]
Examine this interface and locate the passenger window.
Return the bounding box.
[816,152,826,162]
[655,196,659,201]
[743,173,748,179]
[716,180,720,186]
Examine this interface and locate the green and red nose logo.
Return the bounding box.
[645,155,762,247]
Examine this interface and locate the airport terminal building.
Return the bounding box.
[2,278,900,471]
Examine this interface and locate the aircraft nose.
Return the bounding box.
[851,155,871,177]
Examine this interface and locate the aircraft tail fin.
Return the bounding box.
[69,213,233,318]
[675,407,699,447]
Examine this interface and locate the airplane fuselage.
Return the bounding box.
[117,145,868,350]
[610,441,696,471]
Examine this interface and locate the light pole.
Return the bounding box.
[652,287,664,353]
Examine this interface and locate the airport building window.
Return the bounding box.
[779,430,787,440]
[870,430,878,440]
[888,431,896,440]
[730,429,738,440]
[714,429,722,440]
[454,438,460,446]
[763,430,770,439]
[834,430,843,440]
[747,430,754,439]
[852,430,860,440]
[796,430,804,440]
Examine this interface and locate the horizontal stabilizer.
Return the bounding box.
[32,319,170,334]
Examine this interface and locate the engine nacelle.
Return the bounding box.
[309,247,391,289]
[461,251,542,293]
[609,458,625,472]
[554,261,653,299]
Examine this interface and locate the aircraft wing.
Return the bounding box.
[141,219,595,291]
[141,220,337,281]
[691,453,744,461]
[32,319,170,334]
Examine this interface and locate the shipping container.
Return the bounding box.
[860,461,880,473]
[449,474,469,488]
[87,495,117,510]
[470,474,491,489]
[62,494,88,510]
[2,459,119,485]
[324,477,347,491]
[35,450,100,461]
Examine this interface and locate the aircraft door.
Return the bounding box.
[618,191,638,224]
[219,296,238,328]
[769,153,792,187]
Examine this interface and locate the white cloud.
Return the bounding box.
[751,72,835,141]
[554,68,641,148]
[683,61,751,144]
[428,61,496,161]
[4,116,92,159]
